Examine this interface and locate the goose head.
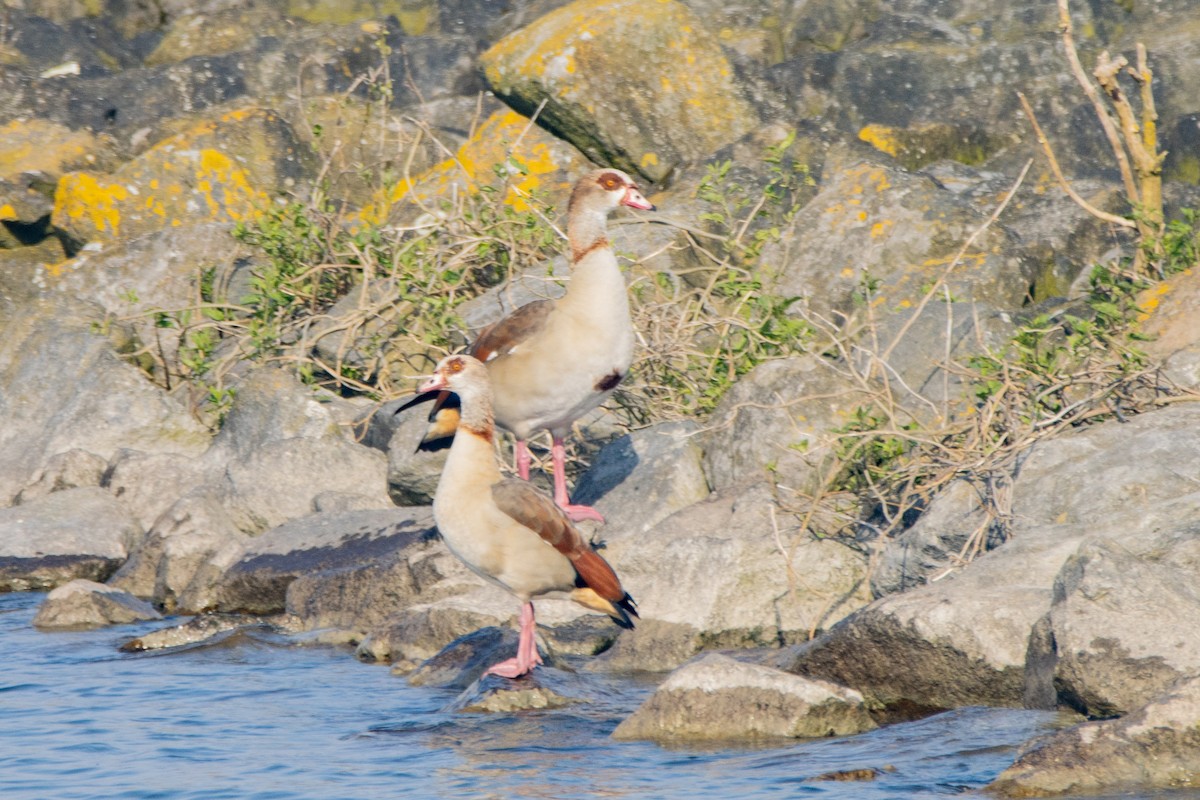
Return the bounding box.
[571,168,655,215]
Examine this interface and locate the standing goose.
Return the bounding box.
[418,354,638,678]
[403,168,653,523]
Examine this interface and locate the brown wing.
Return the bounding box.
[490,478,625,603]
[469,299,554,362]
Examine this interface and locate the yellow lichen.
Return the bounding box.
[858,124,901,158]
[53,172,129,238]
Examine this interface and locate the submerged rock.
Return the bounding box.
[446,669,591,714]
[613,652,875,741]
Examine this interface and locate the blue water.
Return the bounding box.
[0,590,1172,800]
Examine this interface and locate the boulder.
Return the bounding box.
[107,489,248,612]
[989,674,1200,798]
[480,0,759,182]
[405,626,524,689]
[0,487,142,591]
[571,420,710,537]
[779,522,1089,714]
[702,355,870,496]
[50,107,314,248]
[612,652,876,741]
[12,448,108,506]
[206,367,394,534]
[33,579,162,629]
[760,160,1039,320]
[1030,521,1200,719]
[0,296,211,506]
[593,483,871,672]
[211,507,434,615]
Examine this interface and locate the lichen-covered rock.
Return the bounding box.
[144,6,291,65]
[33,579,162,629]
[480,0,759,182]
[0,487,142,592]
[51,107,313,247]
[989,674,1200,798]
[360,107,590,227]
[613,653,876,741]
[761,160,1038,319]
[0,118,116,183]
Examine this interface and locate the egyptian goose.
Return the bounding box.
[417,354,638,678]
[402,168,653,522]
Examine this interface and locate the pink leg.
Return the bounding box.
[484,601,544,678]
[514,439,532,481]
[551,436,605,523]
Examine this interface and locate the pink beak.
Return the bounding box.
[417,372,447,393]
[622,185,654,211]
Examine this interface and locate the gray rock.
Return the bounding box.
[878,402,1200,596]
[13,448,108,505]
[47,221,242,379]
[211,507,434,615]
[871,479,995,597]
[1031,521,1200,719]
[103,448,220,533]
[445,669,588,714]
[702,355,869,496]
[386,396,451,506]
[208,368,393,534]
[613,653,876,741]
[33,579,162,629]
[0,486,142,591]
[107,489,247,612]
[989,674,1200,798]
[572,420,710,537]
[779,522,1089,712]
[595,483,871,672]
[0,296,211,506]
[406,626,522,689]
[365,593,509,668]
[480,0,759,183]
[284,519,472,633]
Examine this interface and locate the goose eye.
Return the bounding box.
[599,172,622,190]
[447,358,465,373]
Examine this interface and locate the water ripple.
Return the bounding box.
[0,591,1109,800]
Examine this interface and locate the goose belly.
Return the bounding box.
[488,326,633,438]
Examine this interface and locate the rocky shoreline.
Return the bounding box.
[5,0,1200,795]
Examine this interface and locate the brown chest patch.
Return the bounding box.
[594,370,623,393]
[572,236,609,264]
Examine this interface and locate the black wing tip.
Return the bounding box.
[613,593,639,630]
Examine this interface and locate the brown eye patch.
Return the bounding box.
[447,357,465,373]
[598,171,623,190]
